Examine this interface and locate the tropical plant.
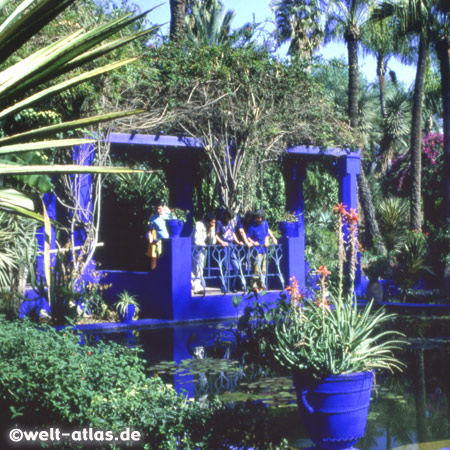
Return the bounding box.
[271,0,324,58]
[277,211,300,222]
[270,204,405,378]
[169,207,190,221]
[115,290,140,319]
[0,0,158,220]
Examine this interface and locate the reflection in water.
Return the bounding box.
[83,319,450,450]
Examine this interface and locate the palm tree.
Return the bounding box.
[271,0,324,57]
[185,0,235,47]
[373,0,432,231]
[324,0,385,253]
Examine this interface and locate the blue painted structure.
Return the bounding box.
[32,132,362,321]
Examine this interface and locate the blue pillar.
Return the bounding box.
[165,154,195,237]
[282,159,306,289]
[338,154,362,295]
[72,143,95,247]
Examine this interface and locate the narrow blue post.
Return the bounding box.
[282,158,306,289]
[165,155,195,237]
[72,143,95,246]
[338,154,362,295]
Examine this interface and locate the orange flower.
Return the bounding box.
[317,265,331,278]
[344,208,359,223]
[333,203,346,215]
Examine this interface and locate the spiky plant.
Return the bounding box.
[0,0,158,219]
[272,204,405,379]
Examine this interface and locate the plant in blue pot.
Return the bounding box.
[271,204,405,450]
[115,290,140,323]
[167,208,189,237]
[278,211,300,238]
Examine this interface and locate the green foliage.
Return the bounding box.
[271,205,406,379]
[378,196,409,254]
[115,290,140,318]
[393,230,433,297]
[272,297,404,378]
[0,212,37,316]
[0,318,289,449]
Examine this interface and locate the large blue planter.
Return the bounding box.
[293,370,374,450]
[278,221,298,238]
[167,219,184,237]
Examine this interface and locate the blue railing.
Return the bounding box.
[191,244,284,294]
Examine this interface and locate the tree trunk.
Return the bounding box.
[410,34,428,230]
[347,35,359,129]
[346,31,385,253]
[358,168,385,254]
[377,53,387,119]
[170,0,186,42]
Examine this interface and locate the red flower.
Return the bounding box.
[317,265,331,278]
[333,203,346,215]
[344,208,359,223]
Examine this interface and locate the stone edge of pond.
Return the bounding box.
[54,316,237,333]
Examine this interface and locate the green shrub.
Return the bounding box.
[0,318,288,449]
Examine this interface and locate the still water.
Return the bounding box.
[84,316,450,450]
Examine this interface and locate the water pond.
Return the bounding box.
[83,315,450,450]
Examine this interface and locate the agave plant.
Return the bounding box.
[271,204,405,379]
[0,0,158,219]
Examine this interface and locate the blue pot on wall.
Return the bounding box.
[119,304,136,323]
[167,219,184,237]
[293,370,374,450]
[278,221,298,238]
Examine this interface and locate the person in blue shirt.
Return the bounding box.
[146,200,170,270]
[246,210,278,290]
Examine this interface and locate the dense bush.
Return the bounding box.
[0,318,288,449]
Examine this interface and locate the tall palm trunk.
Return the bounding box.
[347,35,359,128]
[377,54,387,119]
[170,0,186,42]
[346,31,385,253]
[410,34,428,230]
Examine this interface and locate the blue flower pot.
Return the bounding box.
[293,370,374,450]
[278,221,298,237]
[167,219,184,237]
[119,304,136,323]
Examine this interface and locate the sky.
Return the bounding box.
[133,0,416,88]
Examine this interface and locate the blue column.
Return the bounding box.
[165,154,195,237]
[72,143,95,247]
[282,159,306,289]
[338,154,362,295]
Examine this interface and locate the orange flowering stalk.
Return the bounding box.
[285,276,303,311]
[316,265,331,309]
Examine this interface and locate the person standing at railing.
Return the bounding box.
[191,212,217,294]
[216,209,243,293]
[146,200,170,270]
[246,210,278,290]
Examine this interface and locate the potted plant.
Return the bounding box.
[115,290,140,323]
[167,208,189,237]
[278,211,300,237]
[271,204,404,450]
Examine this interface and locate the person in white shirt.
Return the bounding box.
[191,212,217,294]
